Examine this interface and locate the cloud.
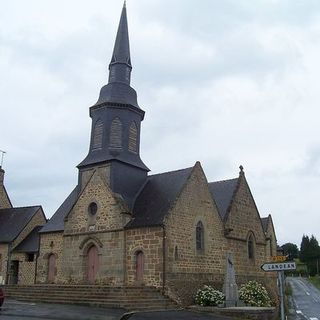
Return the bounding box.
[1,0,320,245]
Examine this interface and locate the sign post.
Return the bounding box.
[261,260,296,320]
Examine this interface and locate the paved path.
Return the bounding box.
[0,299,124,320]
[0,299,234,320]
[287,277,320,320]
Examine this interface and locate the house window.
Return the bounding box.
[92,119,103,150]
[196,221,204,251]
[128,122,138,153]
[109,118,122,148]
[248,233,255,260]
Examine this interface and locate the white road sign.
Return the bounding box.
[261,261,296,272]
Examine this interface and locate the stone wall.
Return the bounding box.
[125,227,163,287]
[10,252,36,285]
[224,174,269,277]
[61,230,125,285]
[164,163,227,304]
[64,169,129,235]
[0,185,11,209]
[36,232,64,283]
[0,244,8,284]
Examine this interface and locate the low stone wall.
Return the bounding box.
[189,305,278,320]
[165,272,224,305]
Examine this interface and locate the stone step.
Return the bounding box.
[4,289,163,298]
[5,293,168,303]
[4,285,177,311]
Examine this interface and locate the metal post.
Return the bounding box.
[278,271,285,320]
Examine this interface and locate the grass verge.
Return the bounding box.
[308,276,320,290]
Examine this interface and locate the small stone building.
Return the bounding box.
[0,167,46,285]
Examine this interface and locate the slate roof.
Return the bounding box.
[0,206,41,243]
[126,167,193,228]
[40,186,79,233]
[208,178,238,221]
[14,226,43,253]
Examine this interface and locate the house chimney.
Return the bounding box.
[0,167,4,185]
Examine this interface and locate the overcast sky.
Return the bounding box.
[1,0,320,247]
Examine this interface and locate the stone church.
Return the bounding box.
[2,3,278,303]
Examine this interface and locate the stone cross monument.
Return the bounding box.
[223,252,239,307]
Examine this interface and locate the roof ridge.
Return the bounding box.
[209,177,238,184]
[149,166,193,178]
[0,205,41,211]
[9,205,40,209]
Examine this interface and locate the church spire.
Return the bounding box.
[93,1,139,108]
[108,1,132,84]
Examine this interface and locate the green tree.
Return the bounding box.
[300,234,320,276]
[300,235,310,263]
[281,243,299,260]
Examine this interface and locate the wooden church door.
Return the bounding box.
[48,254,56,283]
[87,245,99,284]
[136,251,144,282]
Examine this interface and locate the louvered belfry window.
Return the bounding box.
[92,119,103,150]
[128,121,138,153]
[109,118,122,148]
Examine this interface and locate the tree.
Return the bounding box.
[300,235,310,263]
[281,243,299,260]
[300,234,320,276]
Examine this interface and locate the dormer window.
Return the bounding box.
[109,118,122,149]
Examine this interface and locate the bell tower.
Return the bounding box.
[78,2,149,209]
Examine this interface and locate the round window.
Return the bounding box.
[88,202,98,215]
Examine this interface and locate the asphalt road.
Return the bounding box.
[287,276,320,320]
[0,299,234,320]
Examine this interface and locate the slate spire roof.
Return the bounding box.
[110,1,131,69]
[94,1,140,108]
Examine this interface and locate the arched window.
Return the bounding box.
[174,246,179,260]
[109,118,122,148]
[196,221,204,251]
[92,119,103,150]
[128,121,138,153]
[248,233,255,260]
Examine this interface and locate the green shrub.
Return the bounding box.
[239,280,271,307]
[195,285,225,306]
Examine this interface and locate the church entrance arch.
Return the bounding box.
[136,251,144,283]
[48,254,56,283]
[87,245,99,284]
